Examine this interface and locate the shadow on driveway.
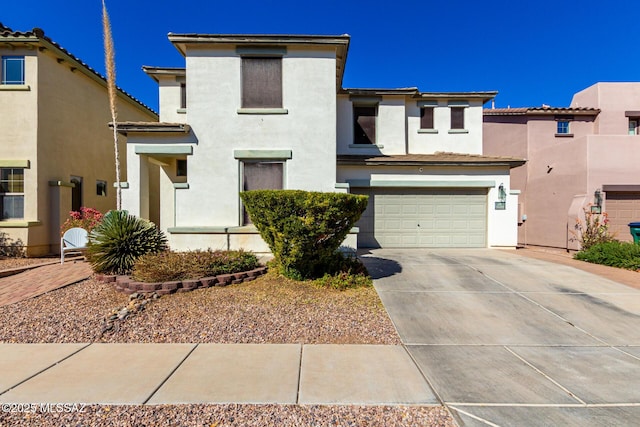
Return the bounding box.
[357,251,402,280]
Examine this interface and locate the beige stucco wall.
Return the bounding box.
[157,74,187,123]
[337,96,485,156]
[168,46,338,228]
[0,45,157,255]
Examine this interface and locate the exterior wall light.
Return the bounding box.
[591,189,602,214]
[495,183,507,210]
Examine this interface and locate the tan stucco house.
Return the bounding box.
[0,23,157,256]
[118,33,525,252]
[484,83,640,250]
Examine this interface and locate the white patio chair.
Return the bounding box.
[60,227,89,264]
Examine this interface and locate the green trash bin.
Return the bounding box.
[629,222,640,244]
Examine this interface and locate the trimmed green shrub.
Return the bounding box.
[313,271,372,290]
[132,249,259,282]
[87,210,168,275]
[240,190,368,280]
[574,240,640,270]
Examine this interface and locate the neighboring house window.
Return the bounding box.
[629,118,639,135]
[450,107,465,129]
[0,168,24,220]
[96,180,107,197]
[180,83,187,109]
[556,120,571,135]
[420,107,435,129]
[176,159,187,177]
[242,161,283,224]
[241,57,282,108]
[70,176,83,212]
[1,56,25,85]
[353,105,377,144]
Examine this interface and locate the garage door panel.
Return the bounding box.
[353,188,487,248]
[606,192,640,242]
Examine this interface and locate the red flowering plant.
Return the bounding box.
[572,206,615,250]
[60,207,104,236]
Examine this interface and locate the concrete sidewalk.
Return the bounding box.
[0,343,438,405]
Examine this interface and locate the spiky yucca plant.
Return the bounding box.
[87,210,167,275]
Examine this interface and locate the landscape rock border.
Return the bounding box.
[96,266,268,295]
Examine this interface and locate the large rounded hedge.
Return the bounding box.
[240,189,368,279]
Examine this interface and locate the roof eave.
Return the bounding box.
[337,158,526,168]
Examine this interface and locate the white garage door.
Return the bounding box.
[353,188,487,248]
[606,192,640,242]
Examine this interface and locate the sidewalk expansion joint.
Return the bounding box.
[295,344,303,404]
[402,344,445,406]
[0,342,93,396]
[142,343,199,405]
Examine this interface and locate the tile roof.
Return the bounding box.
[484,106,600,116]
[337,152,526,168]
[0,22,157,118]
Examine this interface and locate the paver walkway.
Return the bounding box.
[0,261,92,307]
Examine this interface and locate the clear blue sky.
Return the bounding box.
[3,0,639,113]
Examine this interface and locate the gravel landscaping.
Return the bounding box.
[0,257,57,271]
[0,404,455,426]
[0,267,455,426]
[0,273,400,344]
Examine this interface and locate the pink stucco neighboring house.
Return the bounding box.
[484,83,640,250]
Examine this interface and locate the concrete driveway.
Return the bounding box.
[360,249,640,427]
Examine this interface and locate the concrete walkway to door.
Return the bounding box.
[360,248,640,427]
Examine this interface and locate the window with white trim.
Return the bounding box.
[0,168,25,219]
[1,56,25,85]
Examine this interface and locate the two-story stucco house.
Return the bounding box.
[0,23,158,256]
[484,82,640,250]
[117,33,524,252]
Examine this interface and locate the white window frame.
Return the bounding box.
[0,168,25,220]
[1,56,25,85]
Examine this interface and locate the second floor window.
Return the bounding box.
[420,107,435,129]
[450,107,465,129]
[180,83,187,109]
[1,56,25,85]
[557,120,570,134]
[629,118,639,135]
[241,57,282,108]
[353,105,377,144]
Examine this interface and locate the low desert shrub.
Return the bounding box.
[240,190,368,280]
[132,249,259,282]
[0,231,25,258]
[60,207,103,235]
[572,208,615,250]
[575,240,640,270]
[87,210,167,275]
